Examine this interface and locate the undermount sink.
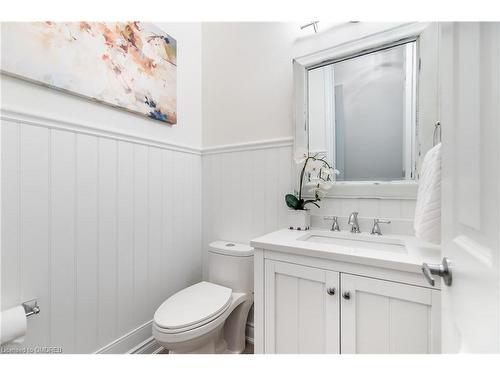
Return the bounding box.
[298,231,407,254]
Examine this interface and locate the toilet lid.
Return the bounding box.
[154,281,232,330]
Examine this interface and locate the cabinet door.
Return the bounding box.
[341,273,440,354]
[264,260,340,353]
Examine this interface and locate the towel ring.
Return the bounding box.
[433,121,441,146]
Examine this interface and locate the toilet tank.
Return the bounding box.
[208,241,254,293]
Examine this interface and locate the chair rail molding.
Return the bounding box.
[1,107,296,156]
[201,137,294,155]
[1,107,202,155]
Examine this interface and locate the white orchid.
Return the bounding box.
[304,180,315,188]
[286,152,341,210]
[308,181,333,198]
[306,159,325,173]
[308,187,327,199]
[293,147,309,165]
[319,169,330,181]
[310,180,334,191]
[305,177,333,189]
[319,180,334,190]
[321,168,340,177]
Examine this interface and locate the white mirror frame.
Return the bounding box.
[293,22,435,199]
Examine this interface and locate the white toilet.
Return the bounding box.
[152,241,254,354]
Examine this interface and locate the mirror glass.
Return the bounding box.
[307,41,417,181]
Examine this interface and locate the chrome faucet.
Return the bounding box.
[348,212,361,233]
[371,218,391,235]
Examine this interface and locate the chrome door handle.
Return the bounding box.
[342,291,350,300]
[421,257,452,286]
[326,287,336,295]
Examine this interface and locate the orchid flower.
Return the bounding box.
[285,152,341,210]
[293,147,308,165]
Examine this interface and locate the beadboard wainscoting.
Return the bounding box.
[307,197,416,235]
[202,139,295,254]
[1,111,202,353]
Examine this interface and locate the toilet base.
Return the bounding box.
[223,298,253,353]
[154,292,253,354]
[168,323,226,354]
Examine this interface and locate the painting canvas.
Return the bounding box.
[1,22,177,124]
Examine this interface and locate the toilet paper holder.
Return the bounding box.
[22,299,40,317]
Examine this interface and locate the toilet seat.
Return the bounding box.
[153,291,251,346]
[154,281,232,333]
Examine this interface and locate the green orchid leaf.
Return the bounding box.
[285,194,300,209]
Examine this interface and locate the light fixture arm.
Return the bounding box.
[300,21,319,33]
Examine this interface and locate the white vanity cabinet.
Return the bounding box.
[261,259,440,354]
[264,260,340,353]
[340,273,440,354]
[252,230,442,355]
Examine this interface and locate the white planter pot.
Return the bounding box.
[288,209,310,231]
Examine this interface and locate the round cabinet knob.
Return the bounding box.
[326,287,336,295]
[342,291,351,300]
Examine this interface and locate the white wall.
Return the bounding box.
[1,22,203,353]
[202,22,407,147]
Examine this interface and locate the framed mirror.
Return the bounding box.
[293,23,438,198]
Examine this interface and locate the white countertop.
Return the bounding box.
[250,228,441,274]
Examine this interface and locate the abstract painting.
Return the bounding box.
[1,22,177,124]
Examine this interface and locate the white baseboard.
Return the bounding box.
[130,337,164,354]
[95,319,255,354]
[94,320,156,354]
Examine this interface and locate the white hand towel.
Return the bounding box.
[414,143,441,244]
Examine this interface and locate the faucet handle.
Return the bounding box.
[371,218,392,235]
[323,216,340,231]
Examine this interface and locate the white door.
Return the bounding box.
[341,274,440,354]
[264,260,339,353]
[439,22,500,353]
